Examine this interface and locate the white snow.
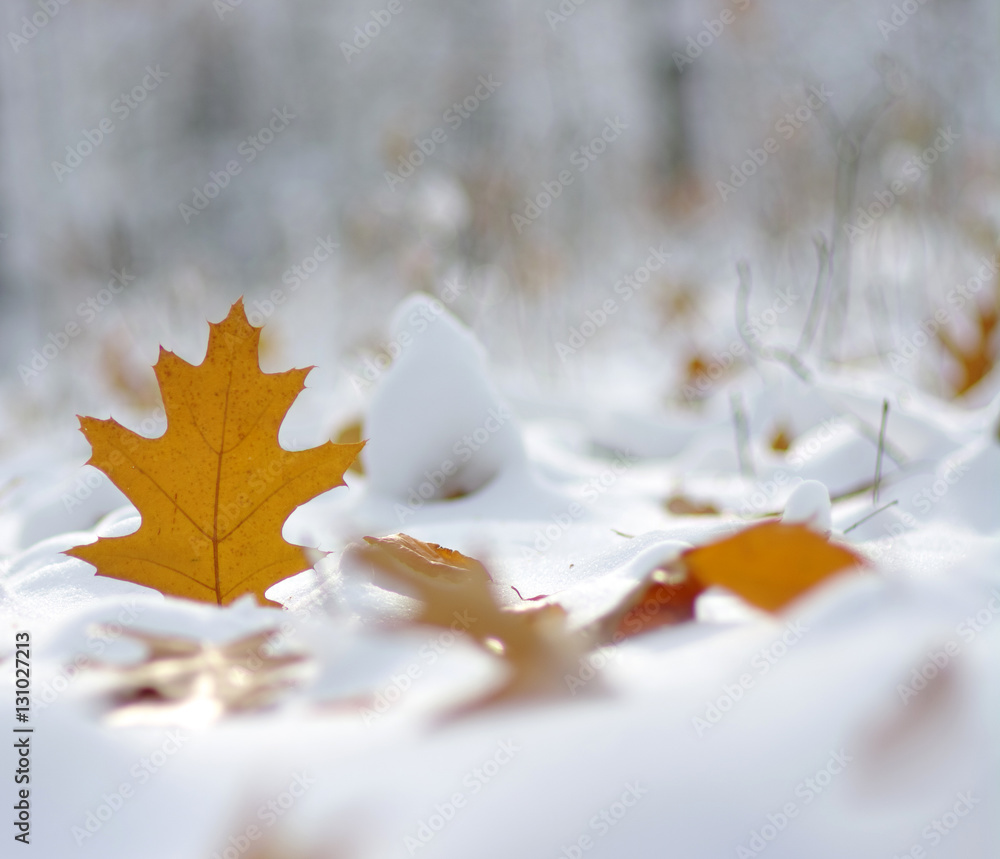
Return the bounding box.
[2,293,997,858]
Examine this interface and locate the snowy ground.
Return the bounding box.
[1,0,999,857]
[1,291,998,858]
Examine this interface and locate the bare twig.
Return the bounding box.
[839,403,907,468]
[735,261,813,383]
[735,260,763,362]
[815,74,897,360]
[731,392,754,477]
[873,398,889,503]
[796,234,832,354]
[844,499,898,534]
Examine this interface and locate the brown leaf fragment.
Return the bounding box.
[586,563,705,645]
[769,425,793,452]
[334,419,366,475]
[612,567,705,640]
[938,303,999,397]
[665,494,720,516]
[93,626,309,725]
[358,534,593,706]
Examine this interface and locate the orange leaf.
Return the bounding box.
[609,569,706,639]
[681,521,864,612]
[769,425,793,452]
[66,300,365,606]
[936,287,999,397]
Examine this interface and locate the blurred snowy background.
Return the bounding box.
[1,0,998,421]
[0,0,997,561]
[1,5,999,858]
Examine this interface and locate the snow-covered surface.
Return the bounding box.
[1,0,999,855]
[1,295,997,858]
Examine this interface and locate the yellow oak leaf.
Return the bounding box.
[66,300,365,606]
[680,520,864,612]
